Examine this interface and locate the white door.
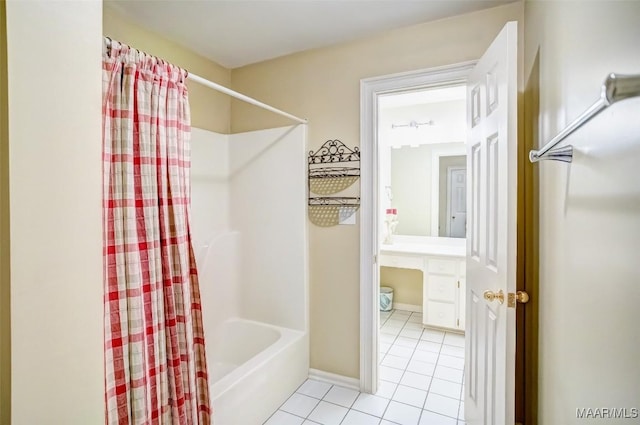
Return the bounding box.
[447,167,467,238]
[464,22,518,425]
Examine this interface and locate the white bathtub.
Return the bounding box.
[209,318,308,425]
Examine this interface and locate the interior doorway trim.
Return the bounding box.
[359,61,476,393]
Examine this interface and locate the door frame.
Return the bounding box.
[446,165,467,238]
[359,61,476,394]
[430,146,467,237]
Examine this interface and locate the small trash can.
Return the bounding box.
[380,286,394,312]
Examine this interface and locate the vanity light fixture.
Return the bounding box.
[391,120,434,129]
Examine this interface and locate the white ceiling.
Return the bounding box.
[106,0,515,69]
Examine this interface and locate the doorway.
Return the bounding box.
[359,61,475,398]
[376,79,469,422]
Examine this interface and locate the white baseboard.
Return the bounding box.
[392,302,422,313]
[308,368,360,391]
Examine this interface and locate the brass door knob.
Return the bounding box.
[483,289,505,304]
[515,291,529,304]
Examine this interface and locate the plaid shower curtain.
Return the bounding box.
[102,41,211,424]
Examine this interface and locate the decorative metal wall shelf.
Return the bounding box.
[308,140,361,227]
[309,167,360,195]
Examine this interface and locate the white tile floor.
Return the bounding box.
[264,310,466,425]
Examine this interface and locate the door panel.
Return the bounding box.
[470,142,481,260]
[468,292,480,401]
[487,133,499,269]
[465,21,518,425]
[458,277,466,331]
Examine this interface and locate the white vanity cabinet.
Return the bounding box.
[424,257,465,331]
[380,237,466,332]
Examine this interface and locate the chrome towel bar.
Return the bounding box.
[529,73,640,163]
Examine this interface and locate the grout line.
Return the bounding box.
[294,385,334,401]
[263,378,324,424]
[263,409,308,424]
[416,333,443,424]
[382,310,426,424]
[290,380,333,422]
[341,394,436,421]
[378,309,402,423]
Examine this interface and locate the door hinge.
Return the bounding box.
[374,254,377,264]
[457,280,460,288]
[457,319,460,327]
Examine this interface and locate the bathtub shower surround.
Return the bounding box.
[191,125,309,425]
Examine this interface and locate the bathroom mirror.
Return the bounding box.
[378,84,467,240]
[388,143,466,238]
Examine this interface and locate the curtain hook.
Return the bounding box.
[104,36,113,57]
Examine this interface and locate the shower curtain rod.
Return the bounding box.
[104,37,308,125]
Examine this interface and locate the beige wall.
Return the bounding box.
[6,1,103,423]
[524,1,640,423]
[103,5,231,134]
[380,267,422,307]
[0,1,10,423]
[232,2,524,378]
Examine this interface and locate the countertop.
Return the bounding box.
[380,236,465,258]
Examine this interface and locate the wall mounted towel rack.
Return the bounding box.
[530,73,640,163]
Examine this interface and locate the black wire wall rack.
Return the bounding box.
[308,140,361,227]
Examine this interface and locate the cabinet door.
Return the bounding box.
[426,301,456,329]
[428,274,457,303]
